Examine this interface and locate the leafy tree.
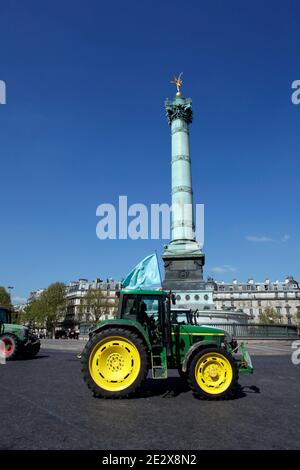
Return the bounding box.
[24,283,66,336]
[23,299,46,328]
[258,306,282,324]
[78,288,118,323]
[11,307,25,324]
[293,307,300,332]
[40,283,66,337]
[111,296,119,317]
[0,287,12,308]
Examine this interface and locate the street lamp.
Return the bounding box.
[7,287,14,312]
[7,286,14,298]
[7,286,15,293]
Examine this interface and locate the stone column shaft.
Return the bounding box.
[171,117,194,241]
[163,94,202,256]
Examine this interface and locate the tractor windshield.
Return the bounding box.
[122,295,160,324]
[0,308,11,323]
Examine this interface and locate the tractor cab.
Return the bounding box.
[116,289,174,378]
[0,307,12,332]
[117,289,170,340]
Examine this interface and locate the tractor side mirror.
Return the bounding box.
[168,291,176,305]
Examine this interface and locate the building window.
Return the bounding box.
[185,295,190,301]
[194,294,199,301]
[276,307,281,314]
[258,300,261,307]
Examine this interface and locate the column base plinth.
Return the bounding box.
[162,250,205,292]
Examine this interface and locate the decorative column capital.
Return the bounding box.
[165,96,193,125]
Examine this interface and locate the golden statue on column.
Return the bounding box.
[171,72,183,96]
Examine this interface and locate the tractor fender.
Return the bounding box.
[181,341,219,373]
[89,322,152,351]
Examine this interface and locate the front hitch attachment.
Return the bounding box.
[238,342,254,374]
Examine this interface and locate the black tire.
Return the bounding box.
[178,368,188,380]
[187,347,238,399]
[81,328,149,398]
[24,343,40,359]
[0,333,19,360]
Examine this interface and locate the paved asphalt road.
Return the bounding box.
[0,341,299,450]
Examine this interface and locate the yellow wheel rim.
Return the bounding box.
[195,352,233,395]
[88,336,141,392]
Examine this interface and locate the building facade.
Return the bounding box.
[19,275,300,328]
[65,278,120,326]
[210,276,300,324]
[27,288,45,303]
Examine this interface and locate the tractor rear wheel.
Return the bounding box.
[81,328,148,398]
[0,333,19,360]
[188,347,238,399]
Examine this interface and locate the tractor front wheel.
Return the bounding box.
[24,343,41,359]
[188,347,238,399]
[81,328,148,398]
[0,333,19,360]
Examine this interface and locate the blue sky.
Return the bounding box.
[0,0,299,303]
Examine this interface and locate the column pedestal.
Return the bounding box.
[162,252,205,291]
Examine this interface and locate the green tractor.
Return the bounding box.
[81,289,253,399]
[0,306,41,360]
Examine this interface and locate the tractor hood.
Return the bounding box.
[2,323,28,340]
[182,324,225,336]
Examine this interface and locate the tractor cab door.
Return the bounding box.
[121,294,169,378]
[121,294,165,345]
[0,308,10,324]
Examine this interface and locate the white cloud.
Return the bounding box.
[246,235,273,242]
[210,265,237,274]
[246,234,291,243]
